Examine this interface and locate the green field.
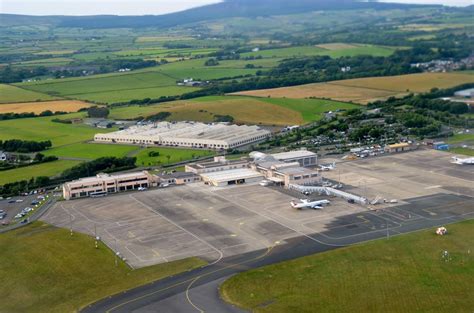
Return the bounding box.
[449,147,474,156]
[15,59,259,103]
[43,143,140,160]
[0,114,112,147]
[240,44,396,59]
[446,133,474,145]
[221,220,474,313]
[258,97,360,122]
[0,221,206,313]
[154,58,261,81]
[0,160,82,185]
[0,84,58,104]
[135,147,214,166]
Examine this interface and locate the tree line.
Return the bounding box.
[0,156,137,196]
[0,139,52,153]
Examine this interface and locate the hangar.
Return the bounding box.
[94,121,271,150]
[200,168,264,187]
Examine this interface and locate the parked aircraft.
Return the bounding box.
[291,199,330,210]
[451,156,474,165]
[319,162,336,171]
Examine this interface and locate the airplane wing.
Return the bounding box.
[311,205,323,209]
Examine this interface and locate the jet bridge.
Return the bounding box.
[289,184,368,205]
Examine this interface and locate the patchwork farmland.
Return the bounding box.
[233,72,474,104]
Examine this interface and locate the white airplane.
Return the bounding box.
[451,156,474,165]
[291,199,330,210]
[319,162,336,171]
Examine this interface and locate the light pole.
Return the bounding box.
[69,213,73,237]
[114,239,118,267]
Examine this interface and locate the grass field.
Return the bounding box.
[109,96,358,125]
[43,143,140,160]
[446,133,474,145]
[259,97,360,122]
[221,220,474,313]
[240,44,396,59]
[0,84,58,104]
[233,72,474,104]
[135,147,213,166]
[0,114,113,147]
[0,100,91,114]
[0,222,206,313]
[0,160,82,185]
[449,147,474,156]
[154,58,261,81]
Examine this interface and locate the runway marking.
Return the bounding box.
[129,195,224,266]
[105,244,276,313]
[425,185,442,190]
[206,188,345,248]
[185,277,204,313]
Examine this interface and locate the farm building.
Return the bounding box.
[94,121,271,150]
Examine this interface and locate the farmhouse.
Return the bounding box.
[94,121,271,150]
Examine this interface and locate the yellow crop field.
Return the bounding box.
[0,100,92,114]
[110,97,303,125]
[233,72,474,104]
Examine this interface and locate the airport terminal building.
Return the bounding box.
[63,171,156,200]
[94,121,271,150]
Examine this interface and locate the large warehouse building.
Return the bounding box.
[94,121,271,150]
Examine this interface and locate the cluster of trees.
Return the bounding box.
[214,114,234,123]
[0,139,52,153]
[1,58,159,83]
[1,153,59,172]
[187,49,426,96]
[0,66,49,83]
[148,151,160,157]
[60,157,136,181]
[204,58,219,66]
[0,110,68,121]
[145,112,171,122]
[87,106,110,118]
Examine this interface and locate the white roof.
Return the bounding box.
[96,121,270,145]
[271,150,316,160]
[200,168,263,182]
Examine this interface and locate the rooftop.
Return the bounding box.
[200,168,263,182]
[96,121,270,144]
[271,150,316,160]
[66,171,149,184]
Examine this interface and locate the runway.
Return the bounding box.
[81,192,474,313]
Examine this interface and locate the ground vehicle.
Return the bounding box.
[15,213,23,219]
[31,200,39,205]
[137,187,147,191]
[0,213,7,220]
[90,191,107,198]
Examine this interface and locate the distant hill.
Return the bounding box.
[0,0,434,29]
